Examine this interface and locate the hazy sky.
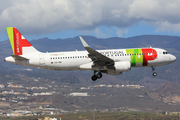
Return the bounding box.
[0,0,180,41]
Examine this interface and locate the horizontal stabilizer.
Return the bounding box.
[11,55,29,60]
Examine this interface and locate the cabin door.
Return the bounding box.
[39,54,45,66]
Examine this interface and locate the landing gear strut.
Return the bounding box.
[91,71,103,81]
[151,66,157,76]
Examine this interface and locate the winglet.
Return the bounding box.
[79,36,90,47]
[79,36,113,62]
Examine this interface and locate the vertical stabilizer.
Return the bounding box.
[6,27,39,55]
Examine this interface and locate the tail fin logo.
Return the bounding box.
[15,31,20,54]
[7,27,32,55]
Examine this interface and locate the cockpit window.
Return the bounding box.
[163,51,169,54]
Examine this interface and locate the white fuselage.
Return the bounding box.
[5,48,176,72]
[5,27,176,79]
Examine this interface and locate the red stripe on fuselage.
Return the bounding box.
[142,48,157,66]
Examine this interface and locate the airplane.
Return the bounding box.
[4,27,176,81]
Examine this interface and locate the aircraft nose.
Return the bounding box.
[170,55,176,62]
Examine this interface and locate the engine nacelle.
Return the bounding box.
[79,62,93,70]
[114,61,131,72]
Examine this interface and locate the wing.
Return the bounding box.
[79,36,114,66]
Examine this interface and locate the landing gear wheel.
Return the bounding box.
[153,72,157,76]
[91,75,97,81]
[97,73,102,79]
[151,66,157,77]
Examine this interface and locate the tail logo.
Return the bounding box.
[7,27,32,55]
[15,32,20,54]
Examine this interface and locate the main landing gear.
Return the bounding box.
[151,66,157,76]
[91,71,102,81]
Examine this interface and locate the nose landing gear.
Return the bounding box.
[153,72,157,76]
[151,66,157,76]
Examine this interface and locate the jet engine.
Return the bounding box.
[114,61,131,72]
[105,61,131,75]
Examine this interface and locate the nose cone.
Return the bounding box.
[170,55,176,63]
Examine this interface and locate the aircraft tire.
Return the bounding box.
[91,75,97,81]
[153,72,157,76]
[97,73,102,79]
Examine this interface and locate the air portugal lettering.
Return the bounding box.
[13,28,32,55]
[126,48,157,67]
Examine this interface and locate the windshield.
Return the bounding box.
[163,51,169,54]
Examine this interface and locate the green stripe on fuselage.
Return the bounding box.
[126,49,143,67]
